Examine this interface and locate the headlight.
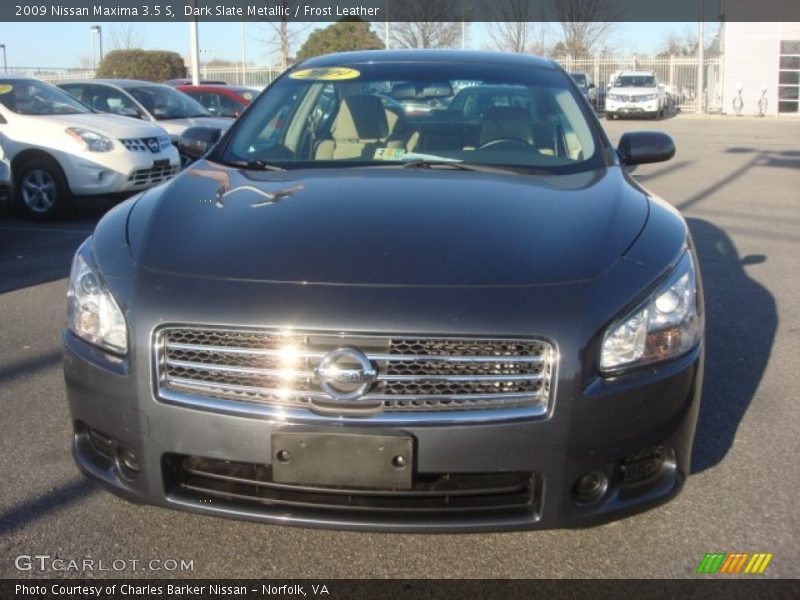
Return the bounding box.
[67,239,127,354]
[600,250,702,372]
[66,127,115,152]
[642,94,659,101]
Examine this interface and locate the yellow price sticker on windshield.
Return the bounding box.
[289,67,360,81]
[242,92,254,100]
[0,84,13,95]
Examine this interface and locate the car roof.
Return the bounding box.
[618,71,655,76]
[299,49,557,70]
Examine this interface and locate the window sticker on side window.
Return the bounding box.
[289,68,360,81]
[374,148,406,160]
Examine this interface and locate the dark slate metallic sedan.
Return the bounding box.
[63,50,704,532]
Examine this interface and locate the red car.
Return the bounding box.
[176,85,259,118]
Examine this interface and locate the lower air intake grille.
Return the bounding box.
[127,164,178,187]
[164,455,537,520]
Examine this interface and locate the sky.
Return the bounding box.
[0,21,711,71]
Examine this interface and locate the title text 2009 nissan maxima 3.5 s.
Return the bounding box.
[63,50,704,532]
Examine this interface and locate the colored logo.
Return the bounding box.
[696,552,773,574]
[289,67,361,81]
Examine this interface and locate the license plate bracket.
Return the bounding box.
[271,431,413,490]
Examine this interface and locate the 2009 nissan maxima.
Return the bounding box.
[63,50,704,532]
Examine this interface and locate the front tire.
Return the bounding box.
[15,157,71,220]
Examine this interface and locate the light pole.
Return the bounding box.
[91,25,103,66]
[384,0,390,49]
[696,1,704,114]
[461,5,472,50]
[0,44,6,73]
[189,21,200,85]
[240,21,247,85]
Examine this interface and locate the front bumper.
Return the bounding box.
[64,327,703,532]
[57,147,180,196]
[606,100,660,117]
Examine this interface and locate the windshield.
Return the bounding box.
[0,79,90,115]
[125,85,211,120]
[217,61,602,173]
[615,75,657,88]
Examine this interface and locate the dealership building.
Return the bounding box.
[719,21,800,115]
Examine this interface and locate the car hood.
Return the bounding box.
[19,112,169,138]
[129,162,648,287]
[156,117,232,138]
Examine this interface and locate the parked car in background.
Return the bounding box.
[65,50,703,532]
[164,79,227,87]
[0,143,11,211]
[177,85,259,118]
[568,72,597,108]
[605,71,666,119]
[58,80,231,165]
[0,77,179,218]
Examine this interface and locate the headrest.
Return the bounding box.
[391,82,417,100]
[332,95,389,141]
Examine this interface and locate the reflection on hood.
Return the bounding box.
[188,168,304,209]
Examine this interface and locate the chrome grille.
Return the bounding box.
[120,136,172,153]
[127,164,178,187]
[157,327,554,417]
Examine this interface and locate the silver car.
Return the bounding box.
[58,80,231,166]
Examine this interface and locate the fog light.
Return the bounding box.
[87,427,114,459]
[573,470,609,505]
[116,446,140,478]
[620,446,665,484]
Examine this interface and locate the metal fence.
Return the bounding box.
[5,67,97,83]
[186,65,284,87]
[7,55,723,112]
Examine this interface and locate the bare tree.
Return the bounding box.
[258,1,309,70]
[487,0,536,53]
[550,0,618,56]
[109,23,146,50]
[390,0,461,49]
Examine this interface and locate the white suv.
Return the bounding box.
[605,71,665,120]
[0,78,180,218]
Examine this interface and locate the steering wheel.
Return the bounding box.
[478,138,535,150]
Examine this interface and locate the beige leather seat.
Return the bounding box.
[315,95,390,159]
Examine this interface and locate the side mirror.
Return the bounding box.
[588,83,596,89]
[179,126,222,159]
[618,131,675,166]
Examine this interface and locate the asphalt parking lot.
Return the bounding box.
[1,115,799,579]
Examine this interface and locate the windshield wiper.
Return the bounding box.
[400,159,521,175]
[227,159,287,172]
